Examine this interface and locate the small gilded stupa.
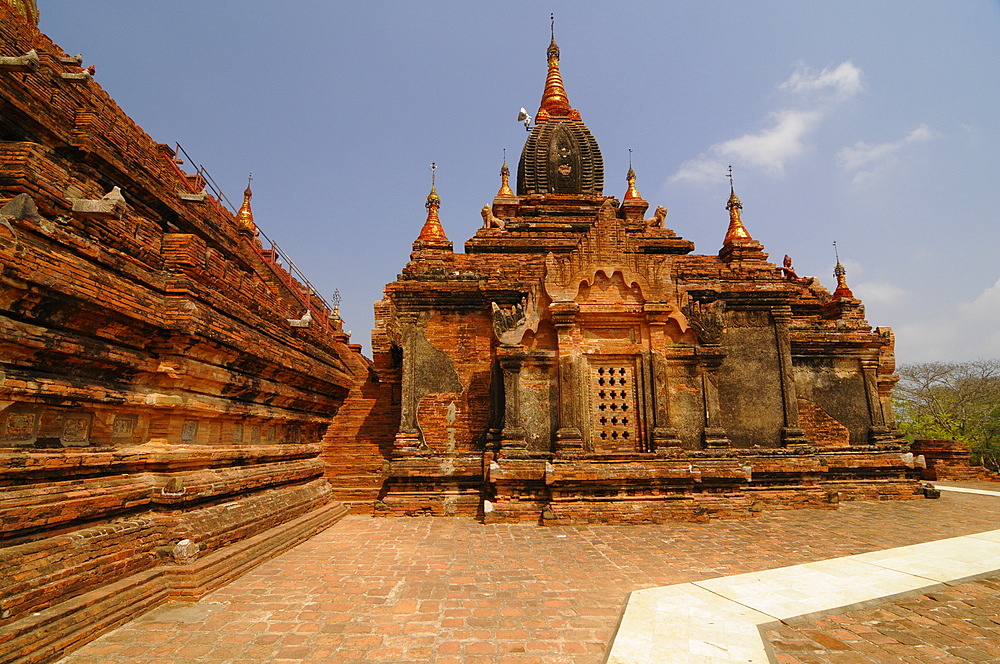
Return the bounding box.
[234,175,258,237]
[412,163,452,252]
[723,168,753,245]
[831,243,855,300]
[623,165,642,202]
[619,150,651,223]
[497,157,515,198]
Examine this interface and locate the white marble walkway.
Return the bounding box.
[605,485,1000,664]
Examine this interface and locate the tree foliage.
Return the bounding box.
[895,360,1000,470]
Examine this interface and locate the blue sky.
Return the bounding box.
[38,1,1000,364]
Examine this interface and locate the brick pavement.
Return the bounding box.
[54,490,1000,664]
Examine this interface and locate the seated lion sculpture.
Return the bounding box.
[481,205,504,230]
[643,205,667,230]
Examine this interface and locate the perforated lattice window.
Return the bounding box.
[591,365,638,450]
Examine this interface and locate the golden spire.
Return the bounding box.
[416,163,450,244]
[832,241,855,299]
[623,149,642,201]
[538,14,572,120]
[4,0,39,25]
[497,149,515,197]
[723,165,753,244]
[235,173,258,236]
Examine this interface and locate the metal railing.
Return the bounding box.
[246,234,341,335]
[159,143,342,336]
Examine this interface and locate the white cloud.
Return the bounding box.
[670,61,860,185]
[669,157,729,185]
[717,110,822,173]
[671,110,821,183]
[779,62,865,100]
[958,277,1000,320]
[840,257,864,276]
[895,277,1000,363]
[853,280,906,305]
[825,259,907,306]
[837,124,936,184]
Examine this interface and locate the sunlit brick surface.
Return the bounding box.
[56,490,1000,664]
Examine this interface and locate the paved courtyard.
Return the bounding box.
[56,485,1000,664]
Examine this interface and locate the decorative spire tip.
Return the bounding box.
[235,171,257,235]
[497,150,514,197]
[723,168,752,244]
[624,149,642,201]
[416,161,450,247]
[426,162,439,204]
[831,241,854,298]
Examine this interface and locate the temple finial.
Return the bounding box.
[426,162,440,211]
[235,172,258,236]
[832,241,854,299]
[416,162,450,246]
[497,149,515,198]
[723,165,752,244]
[538,14,572,120]
[624,149,642,201]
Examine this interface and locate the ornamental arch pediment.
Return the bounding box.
[576,270,644,308]
[543,200,674,307]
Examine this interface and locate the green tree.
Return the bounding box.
[895,360,1000,471]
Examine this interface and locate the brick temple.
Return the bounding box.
[332,29,925,523]
[1,4,937,663]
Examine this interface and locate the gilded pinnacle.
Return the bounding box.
[235,179,258,235]
[833,260,854,299]
[538,30,571,118]
[723,184,752,244]
[497,158,515,198]
[417,170,449,244]
[624,166,642,201]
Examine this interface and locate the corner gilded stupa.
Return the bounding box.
[234,176,259,237]
[723,182,753,244]
[412,163,452,251]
